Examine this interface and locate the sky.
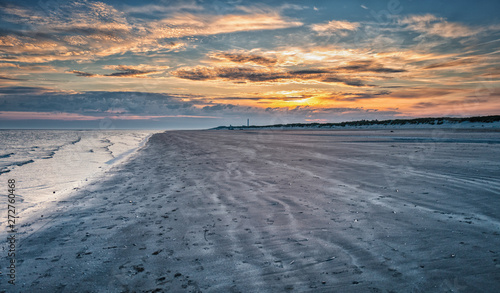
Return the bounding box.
[0,0,499,129]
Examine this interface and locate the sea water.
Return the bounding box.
[0,130,157,218]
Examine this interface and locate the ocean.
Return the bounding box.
[0,130,157,217]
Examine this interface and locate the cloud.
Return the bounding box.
[161,12,303,35]
[399,14,441,25]
[104,64,170,70]
[211,96,265,101]
[0,63,18,68]
[399,14,480,38]
[319,77,369,87]
[2,1,130,35]
[0,86,429,124]
[209,52,278,66]
[171,66,373,87]
[0,90,291,121]
[171,55,405,87]
[233,47,423,70]
[0,90,335,122]
[0,86,55,95]
[264,106,365,115]
[69,70,97,77]
[235,4,308,14]
[171,66,286,82]
[0,91,196,115]
[0,111,105,121]
[0,75,22,81]
[0,111,219,121]
[389,87,460,99]
[423,58,476,69]
[311,19,360,36]
[46,1,130,32]
[50,86,479,122]
[425,22,477,38]
[68,64,169,78]
[411,98,490,109]
[101,65,165,78]
[336,60,406,73]
[123,2,203,15]
[202,104,236,112]
[279,4,309,11]
[332,90,392,101]
[0,2,302,64]
[260,105,401,121]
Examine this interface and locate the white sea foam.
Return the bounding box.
[0,130,158,218]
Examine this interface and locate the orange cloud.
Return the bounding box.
[311,20,360,36]
[143,12,302,41]
[0,63,18,68]
[209,13,302,33]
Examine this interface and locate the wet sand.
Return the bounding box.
[6,129,500,292]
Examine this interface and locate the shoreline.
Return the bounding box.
[0,131,157,279]
[4,129,500,292]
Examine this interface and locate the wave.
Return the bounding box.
[101,138,115,158]
[15,159,35,167]
[0,168,11,175]
[41,136,81,160]
[0,135,83,174]
[70,137,82,145]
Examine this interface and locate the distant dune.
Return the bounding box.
[214,115,500,130]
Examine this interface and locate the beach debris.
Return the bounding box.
[133,265,145,273]
[76,251,92,259]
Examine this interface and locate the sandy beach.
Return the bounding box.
[6,129,500,292]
